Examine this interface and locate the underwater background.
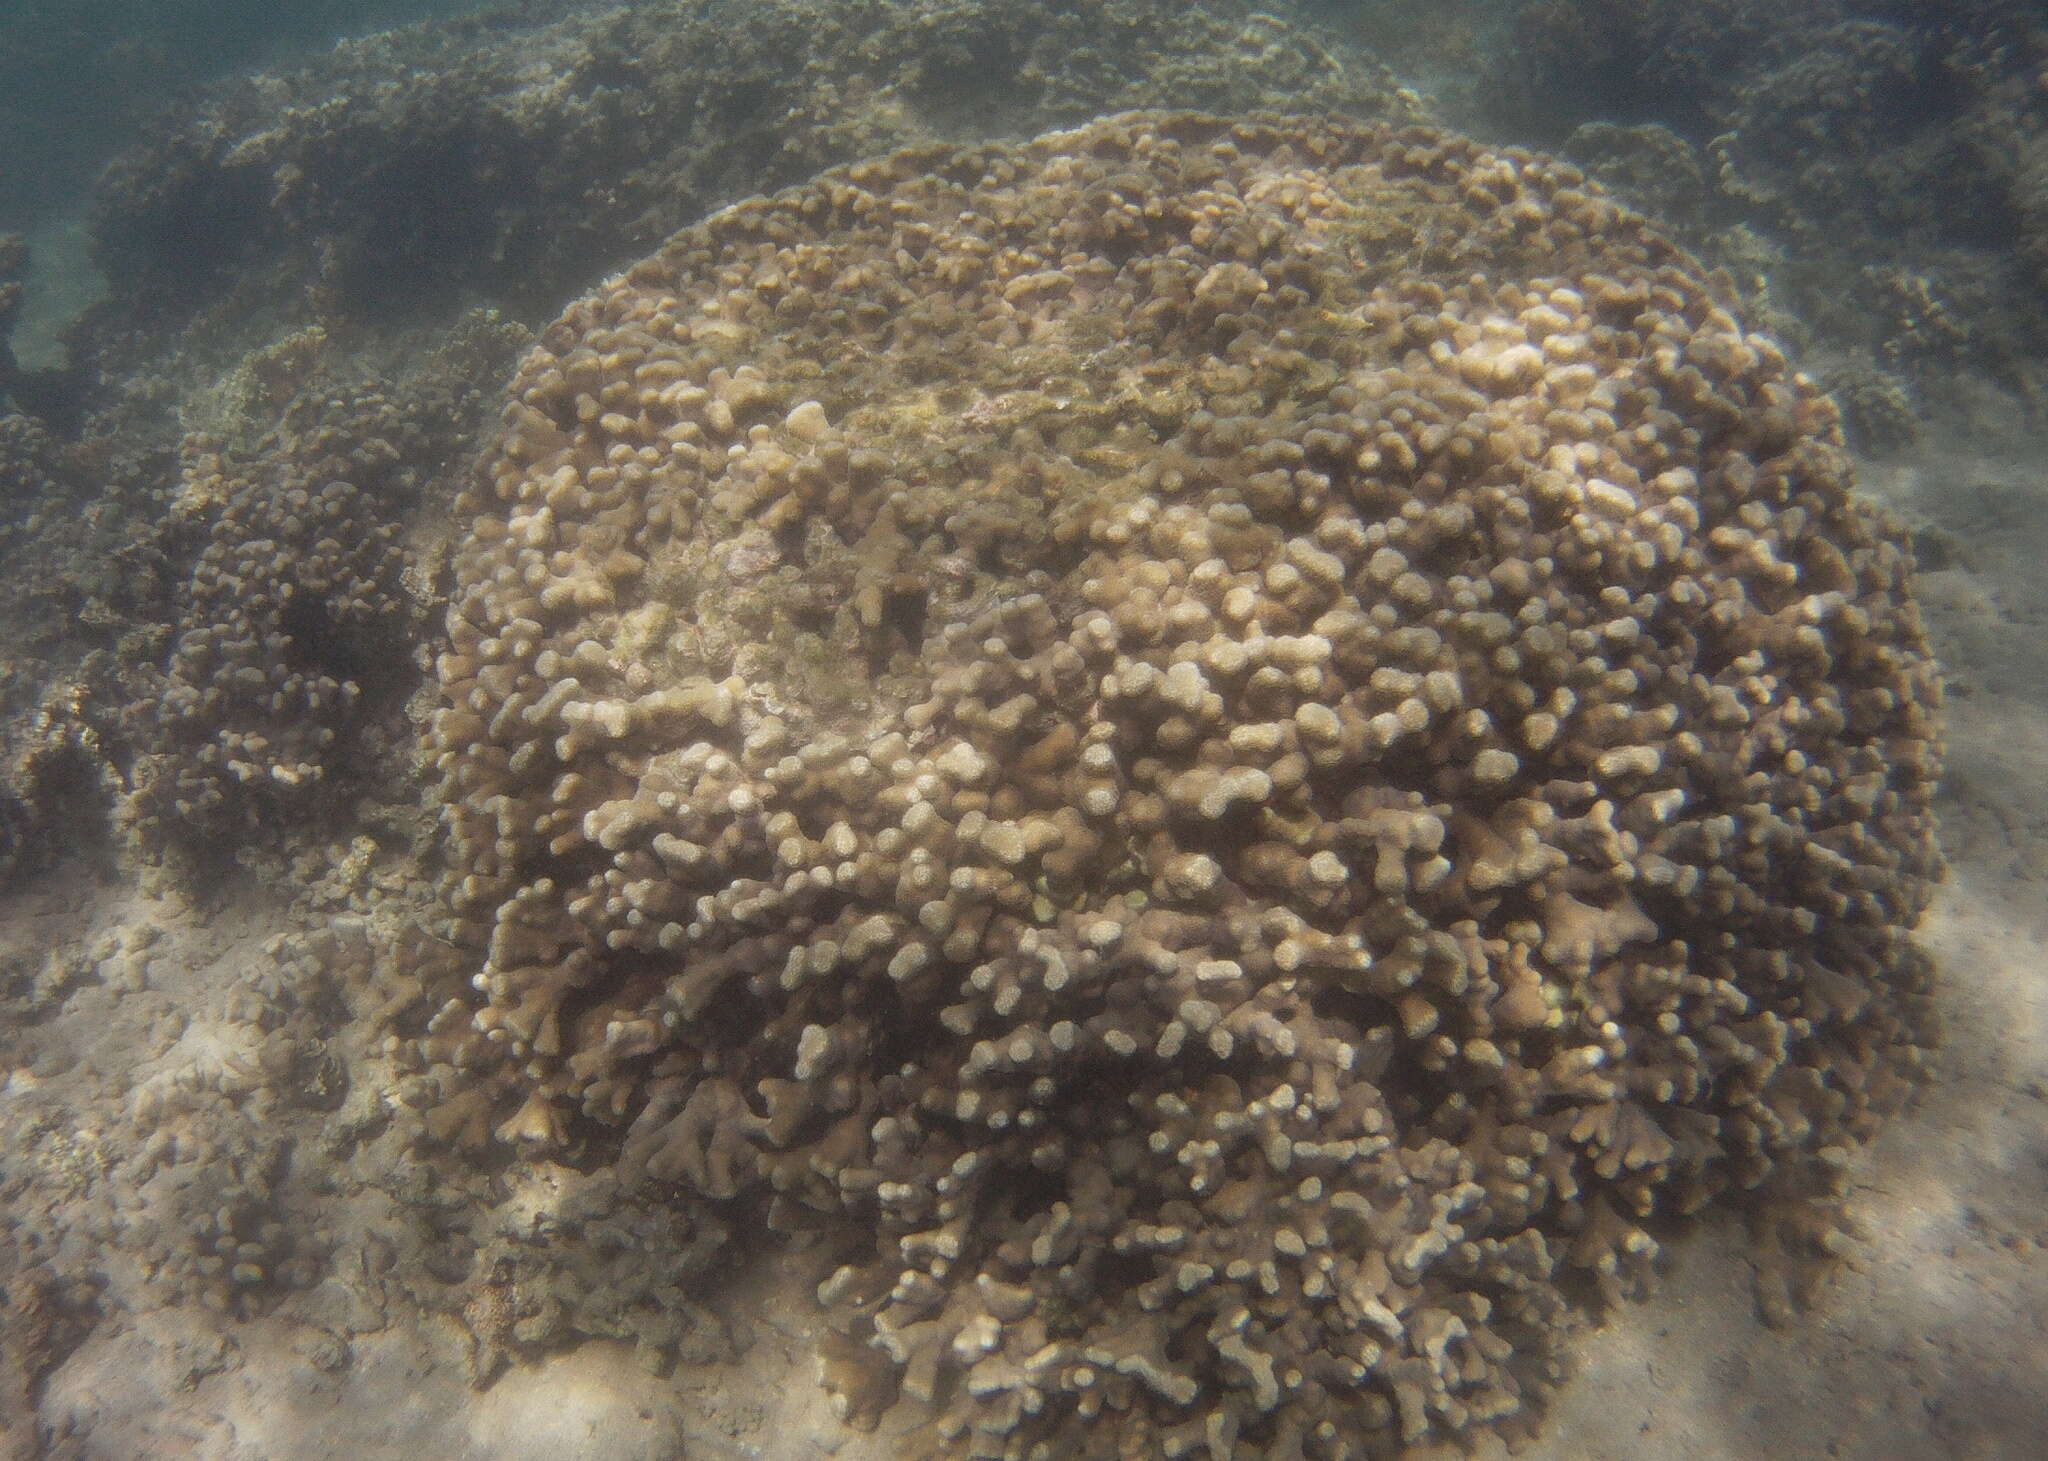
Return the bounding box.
[0,2,2042,1459]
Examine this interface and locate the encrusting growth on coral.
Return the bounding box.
[416,111,1942,1457]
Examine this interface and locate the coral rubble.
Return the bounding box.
[419,111,1943,1456]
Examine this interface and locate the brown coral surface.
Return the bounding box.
[423,112,1943,1458]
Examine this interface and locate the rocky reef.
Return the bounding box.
[4,3,2019,1455]
[88,0,1415,350]
[411,111,1942,1457]
[1480,0,2048,444]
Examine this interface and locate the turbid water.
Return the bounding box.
[2,4,2043,1460]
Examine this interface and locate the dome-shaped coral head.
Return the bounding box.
[426,112,1941,1458]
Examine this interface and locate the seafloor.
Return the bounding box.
[1,2,2045,1459]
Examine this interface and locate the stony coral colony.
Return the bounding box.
[417,113,1942,1458]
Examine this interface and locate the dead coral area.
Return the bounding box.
[1701,10,2048,415]
[1473,0,2048,446]
[126,430,412,849]
[1487,0,1815,140]
[0,278,165,883]
[85,0,1417,351]
[121,313,530,870]
[0,295,528,893]
[0,0,489,229]
[0,871,353,1456]
[0,844,739,1460]
[413,112,1943,1459]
